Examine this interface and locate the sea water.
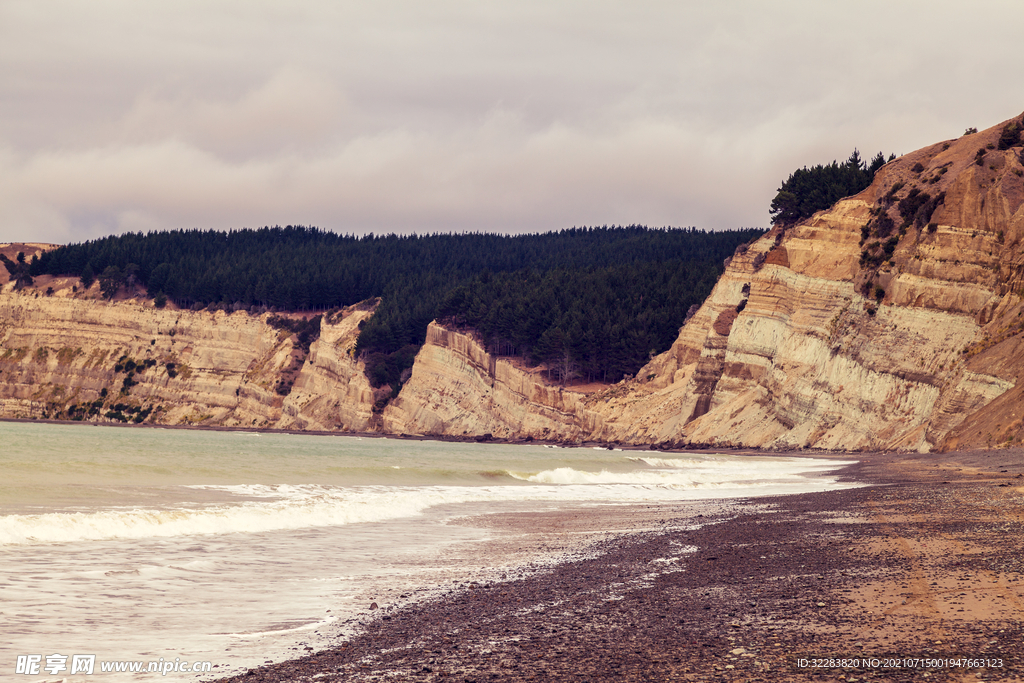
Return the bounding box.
[0,421,856,680]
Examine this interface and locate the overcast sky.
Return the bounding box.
[2,1,1023,245]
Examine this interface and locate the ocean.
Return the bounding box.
[0,421,856,680]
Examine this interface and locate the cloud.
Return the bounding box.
[2,1,1024,243]
[1,112,773,238]
[116,68,352,160]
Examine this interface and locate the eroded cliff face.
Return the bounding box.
[0,281,377,431]
[385,112,1024,451]
[381,323,600,440]
[275,304,380,432]
[5,113,1024,450]
[635,113,1024,452]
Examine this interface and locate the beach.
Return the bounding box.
[216,448,1024,682]
[2,422,862,681]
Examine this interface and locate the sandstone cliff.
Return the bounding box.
[383,112,1024,451]
[382,322,601,440]
[4,112,1024,451]
[0,277,378,431]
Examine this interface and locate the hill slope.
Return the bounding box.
[3,113,1023,451]
[385,111,1024,451]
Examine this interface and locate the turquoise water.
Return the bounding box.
[0,421,856,680]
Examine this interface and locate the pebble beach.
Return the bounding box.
[216,448,1024,682]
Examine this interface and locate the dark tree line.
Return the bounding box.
[770,150,893,227]
[31,225,762,392]
[437,261,723,384]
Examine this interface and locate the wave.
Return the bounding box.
[0,457,856,546]
[513,454,857,486]
[508,467,707,486]
[628,455,857,474]
[628,457,705,469]
[0,485,466,545]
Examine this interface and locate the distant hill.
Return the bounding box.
[384,110,1024,450]
[30,226,762,397]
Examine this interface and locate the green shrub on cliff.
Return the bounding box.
[0,252,34,290]
[998,119,1023,150]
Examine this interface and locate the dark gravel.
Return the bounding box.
[215,450,1024,682]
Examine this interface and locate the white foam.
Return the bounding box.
[629,456,706,468]
[0,486,452,545]
[0,458,857,546]
[512,455,855,486]
[509,466,713,486]
[629,455,856,473]
[227,616,336,639]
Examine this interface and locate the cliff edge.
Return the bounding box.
[3,112,1023,451]
[384,112,1024,451]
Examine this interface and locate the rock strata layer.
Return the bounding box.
[3,112,1024,450]
[0,282,377,431]
[381,322,599,440]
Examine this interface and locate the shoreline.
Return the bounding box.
[0,414,891,456]
[213,448,1024,682]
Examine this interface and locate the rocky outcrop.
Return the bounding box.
[381,323,599,440]
[276,304,379,432]
[0,280,377,430]
[630,113,1024,452]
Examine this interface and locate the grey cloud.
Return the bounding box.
[116,68,353,159]
[2,1,1023,243]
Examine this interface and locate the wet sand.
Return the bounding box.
[215,449,1024,682]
